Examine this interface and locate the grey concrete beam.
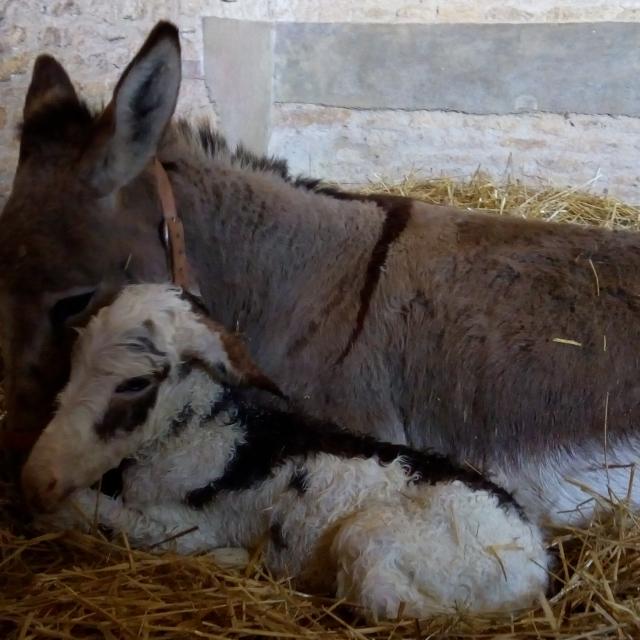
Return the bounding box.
[202,18,640,157]
[274,22,640,116]
[203,17,273,155]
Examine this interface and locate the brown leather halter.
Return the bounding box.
[1,161,198,453]
[153,158,199,295]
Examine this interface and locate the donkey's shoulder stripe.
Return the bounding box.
[336,198,412,364]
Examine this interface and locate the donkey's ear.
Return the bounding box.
[83,21,181,195]
[24,55,79,119]
[182,316,284,398]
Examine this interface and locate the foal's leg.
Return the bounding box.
[330,488,549,620]
[37,488,185,546]
[330,501,443,620]
[39,488,249,566]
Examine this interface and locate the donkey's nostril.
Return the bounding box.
[45,478,58,492]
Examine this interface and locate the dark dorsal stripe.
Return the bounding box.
[336,197,413,364]
[184,387,524,519]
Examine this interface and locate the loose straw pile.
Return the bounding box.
[360,171,640,229]
[2,173,640,639]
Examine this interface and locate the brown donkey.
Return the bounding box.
[2,22,640,525]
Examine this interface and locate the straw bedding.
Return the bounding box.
[2,173,640,639]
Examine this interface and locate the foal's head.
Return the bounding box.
[0,23,182,437]
[21,284,275,511]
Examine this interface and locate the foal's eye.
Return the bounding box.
[115,376,152,394]
[50,290,96,327]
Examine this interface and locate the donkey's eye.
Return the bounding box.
[50,291,95,327]
[115,376,152,394]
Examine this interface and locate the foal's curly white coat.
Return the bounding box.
[23,285,549,620]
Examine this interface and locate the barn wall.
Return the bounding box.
[1,1,639,208]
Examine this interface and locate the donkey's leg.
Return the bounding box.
[492,437,640,526]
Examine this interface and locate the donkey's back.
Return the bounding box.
[275,196,640,524]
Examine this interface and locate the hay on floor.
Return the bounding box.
[2,174,640,639]
[360,172,640,229]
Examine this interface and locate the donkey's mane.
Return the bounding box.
[172,119,349,196]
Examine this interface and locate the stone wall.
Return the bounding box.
[1,1,639,208]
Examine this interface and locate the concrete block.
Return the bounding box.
[274,22,640,116]
[203,17,273,155]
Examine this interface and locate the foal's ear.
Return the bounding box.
[23,55,79,119]
[182,317,284,398]
[83,21,181,195]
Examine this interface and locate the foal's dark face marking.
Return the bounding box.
[94,334,170,441]
[95,381,160,441]
[118,334,167,358]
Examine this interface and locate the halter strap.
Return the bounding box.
[153,158,200,295]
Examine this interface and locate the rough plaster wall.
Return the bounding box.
[271,106,640,199]
[1,0,640,207]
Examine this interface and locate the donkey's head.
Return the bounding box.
[21,284,277,511]
[0,23,182,437]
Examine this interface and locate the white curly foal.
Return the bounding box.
[23,285,550,620]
